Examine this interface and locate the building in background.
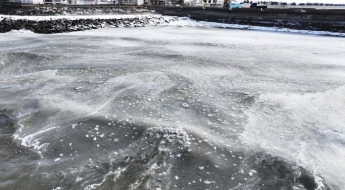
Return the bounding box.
[3,0,144,4]
[117,0,143,5]
[153,0,223,7]
[65,0,94,4]
[8,0,44,4]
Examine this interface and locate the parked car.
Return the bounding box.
[250,3,267,8]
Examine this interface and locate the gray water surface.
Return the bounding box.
[1,26,345,190]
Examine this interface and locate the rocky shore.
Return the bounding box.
[0,16,177,34]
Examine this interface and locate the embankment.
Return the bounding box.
[0,16,177,34]
[148,6,345,33]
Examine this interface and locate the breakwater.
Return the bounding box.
[148,6,345,33]
[0,16,177,34]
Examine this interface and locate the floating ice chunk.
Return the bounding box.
[175,176,179,180]
[100,134,104,138]
[207,114,213,117]
[76,177,82,182]
[204,180,212,184]
[182,103,189,108]
[199,166,204,170]
[93,137,97,141]
[72,124,77,129]
[54,158,61,162]
[59,154,63,157]
[75,87,83,90]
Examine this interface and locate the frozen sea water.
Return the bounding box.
[1,24,345,190]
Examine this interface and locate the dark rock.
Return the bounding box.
[0,16,174,34]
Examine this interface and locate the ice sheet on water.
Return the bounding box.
[1,24,344,189]
[243,85,345,188]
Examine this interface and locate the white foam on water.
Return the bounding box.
[19,126,60,151]
[13,124,24,139]
[84,167,127,190]
[242,85,345,188]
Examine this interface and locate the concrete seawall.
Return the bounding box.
[148,6,345,33]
